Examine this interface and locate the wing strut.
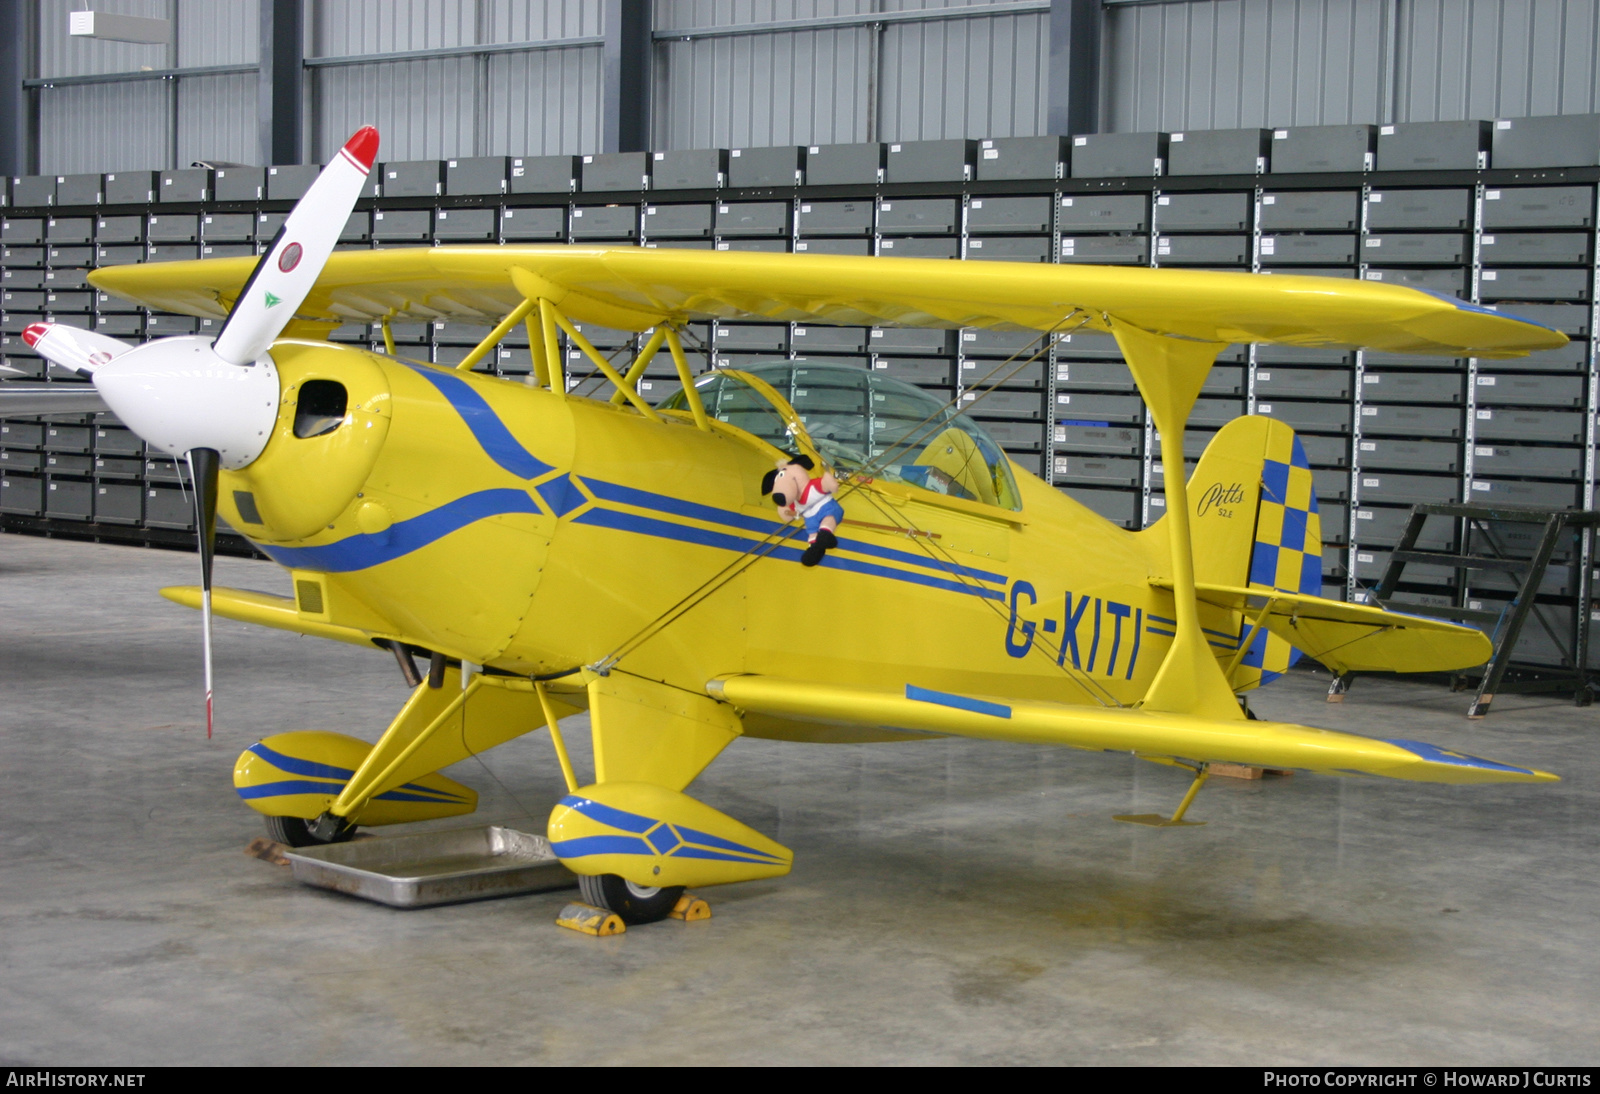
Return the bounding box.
[1108,319,1243,721]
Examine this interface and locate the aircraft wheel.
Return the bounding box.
[264,814,357,848]
[578,873,684,925]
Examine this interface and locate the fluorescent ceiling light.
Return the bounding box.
[68,11,171,45]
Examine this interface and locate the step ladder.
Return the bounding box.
[1332,502,1600,718]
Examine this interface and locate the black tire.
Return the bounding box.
[578,873,684,925]
[264,814,357,848]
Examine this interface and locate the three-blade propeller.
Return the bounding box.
[24,126,380,737]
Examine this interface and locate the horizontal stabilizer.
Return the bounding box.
[708,674,1553,785]
[1167,580,1493,675]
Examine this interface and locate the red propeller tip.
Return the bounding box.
[342,126,380,171]
[21,322,50,348]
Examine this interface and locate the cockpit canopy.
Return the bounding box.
[661,363,1022,511]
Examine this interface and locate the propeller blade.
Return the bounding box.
[22,321,132,378]
[186,447,220,739]
[211,126,379,366]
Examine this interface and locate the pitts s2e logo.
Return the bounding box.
[1196,481,1245,518]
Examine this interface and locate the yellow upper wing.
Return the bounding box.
[89,245,1564,358]
[709,675,1555,785]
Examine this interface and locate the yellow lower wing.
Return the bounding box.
[708,675,1554,785]
[1167,580,1493,675]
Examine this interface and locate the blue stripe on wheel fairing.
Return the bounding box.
[257,488,540,572]
[400,362,553,480]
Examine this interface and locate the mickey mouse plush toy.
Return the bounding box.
[761,454,843,567]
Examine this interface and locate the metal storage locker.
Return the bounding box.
[45,478,92,519]
[11,176,54,206]
[1067,487,1140,528]
[1358,472,1459,506]
[884,140,975,184]
[1353,507,1455,550]
[797,201,873,236]
[795,239,869,256]
[804,143,882,186]
[1055,455,1142,487]
[1202,366,1245,395]
[0,473,43,514]
[1479,268,1588,301]
[0,421,43,448]
[870,328,949,355]
[727,147,803,188]
[1375,121,1488,171]
[1360,371,1464,404]
[1314,468,1351,500]
[432,208,495,241]
[1359,436,1458,472]
[1255,368,1352,400]
[1363,233,1466,264]
[570,206,638,240]
[501,206,564,240]
[1269,125,1375,173]
[0,449,42,472]
[1472,444,1583,479]
[1153,192,1250,231]
[146,245,198,263]
[1473,407,1584,443]
[1055,423,1141,455]
[2,268,46,291]
[1259,191,1359,230]
[255,212,287,239]
[95,215,143,242]
[966,237,1049,262]
[94,245,143,266]
[94,483,141,523]
[581,153,649,192]
[212,167,264,202]
[146,214,198,242]
[1054,391,1143,424]
[873,357,953,386]
[338,211,370,242]
[716,202,787,237]
[158,168,208,203]
[2,217,43,243]
[1155,234,1249,265]
[1258,400,1352,433]
[1260,234,1357,265]
[145,486,193,529]
[1491,114,1600,169]
[1190,398,1245,427]
[509,156,577,194]
[1058,193,1147,232]
[1359,403,1460,437]
[643,204,712,238]
[1480,232,1590,265]
[715,324,786,352]
[3,244,42,267]
[651,149,725,190]
[1365,189,1472,230]
[975,136,1066,181]
[1166,129,1268,176]
[1474,373,1585,408]
[266,165,319,201]
[964,329,1040,356]
[44,452,92,474]
[1060,236,1149,264]
[1365,268,1466,297]
[1481,187,1593,228]
[792,326,867,353]
[1469,477,1581,509]
[1070,132,1167,178]
[878,199,957,235]
[967,196,1051,233]
[444,157,507,195]
[1054,331,1123,359]
[381,161,442,197]
[54,174,100,206]
[879,237,958,259]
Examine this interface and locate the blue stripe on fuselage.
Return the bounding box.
[401,362,553,480]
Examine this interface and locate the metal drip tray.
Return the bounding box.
[284,825,576,908]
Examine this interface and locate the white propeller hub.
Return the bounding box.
[91,336,279,469]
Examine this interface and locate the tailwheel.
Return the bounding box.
[264,814,358,848]
[578,874,684,925]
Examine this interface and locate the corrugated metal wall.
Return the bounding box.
[1105,0,1600,133]
[29,0,1600,175]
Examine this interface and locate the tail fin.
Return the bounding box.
[1188,416,1323,689]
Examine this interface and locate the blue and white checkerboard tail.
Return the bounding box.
[1187,415,1323,693]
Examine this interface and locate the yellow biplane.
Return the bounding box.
[15,128,1565,924]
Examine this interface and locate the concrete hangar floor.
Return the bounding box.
[1,533,1595,1066]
